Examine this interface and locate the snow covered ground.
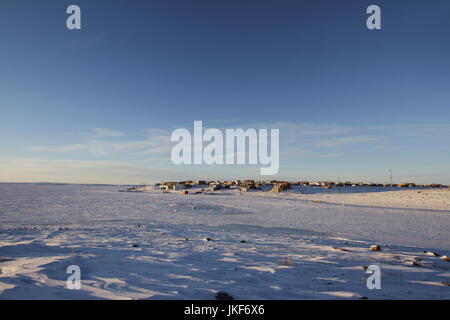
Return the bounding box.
[0,183,449,299]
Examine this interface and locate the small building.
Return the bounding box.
[128,185,152,192]
[172,183,187,190]
[160,182,188,191]
[271,182,290,192]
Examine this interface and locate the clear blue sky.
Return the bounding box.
[1,0,449,184]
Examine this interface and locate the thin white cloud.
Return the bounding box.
[20,122,450,174]
[24,128,172,156]
[316,136,381,148]
[0,158,188,184]
[92,128,126,138]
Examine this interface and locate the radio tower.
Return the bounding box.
[389,169,393,188]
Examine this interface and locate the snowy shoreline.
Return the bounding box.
[1,184,449,299]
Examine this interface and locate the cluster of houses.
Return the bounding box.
[297,181,445,188]
[154,180,294,193]
[125,180,446,193]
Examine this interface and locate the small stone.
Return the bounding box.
[279,257,293,266]
[215,291,234,300]
[333,247,349,252]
